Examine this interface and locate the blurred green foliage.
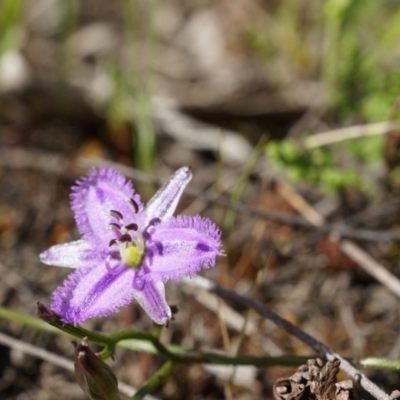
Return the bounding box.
[266,134,385,194]
[247,0,400,193]
[324,0,400,122]
[1,0,399,190]
[0,0,23,56]
[245,0,400,123]
[59,0,80,74]
[266,139,366,193]
[123,0,157,175]
[107,0,158,175]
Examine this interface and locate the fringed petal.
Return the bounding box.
[71,167,143,246]
[50,263,135,324]
[145,215,222,282]
[40,240,103,269]
[144,166,192,226]
[132,279,171,325]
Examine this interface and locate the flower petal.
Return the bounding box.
[40,240,103,269]
[71,167,143,246]
[145,215,222,282]
[144,166,192,226]
[132,279,171,325]
[50,262,135,324]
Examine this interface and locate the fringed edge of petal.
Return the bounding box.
[70,167,143,244]
[50,264,135,325]
[145,215,223,282]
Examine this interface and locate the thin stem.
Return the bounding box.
[357,357,400,371]
[43,316,114,347]
[107,329,173,359]
[223,137,265,232]
[3,303,400,380]
[36,303,313,366]
[131,360,174,400]
[0,305,59,334]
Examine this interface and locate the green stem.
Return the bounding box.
[0,306,59,334]
[223,137,266,232]
[357,357,400,371]
[44,316,114,348]
[108,329,172,358]
[150,323,163,338]
[5,305,400,371]
[131,360,174,400]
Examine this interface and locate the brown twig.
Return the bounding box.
[340,240,400,298]
[0,148,68,174]
[304,121,395,149]
[276,181,400,300]
[0,332,158,400]
[0,331,74,371]
[183,277,390,400]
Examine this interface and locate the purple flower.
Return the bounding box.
[40,166,222,325]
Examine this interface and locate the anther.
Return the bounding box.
[109,210,123,220]
[128,198,139,214]
[108,223,121,231]
[170,305,179,315]
[125,223,138,231]
[109,239,118,248]
[119,233,132,243]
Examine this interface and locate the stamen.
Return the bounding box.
[109,210,123,220]
[119,233,132,243]
[125,223,138,231]
[170,305,179,315]
[128,198,139,214]
[108,223,121,231]
[108,239,118,248]
[106,200,146,271]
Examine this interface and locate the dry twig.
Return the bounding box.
[183,276,390,400]
[304,122,395,149]
[276,181,400,300]
[0,332,159,400]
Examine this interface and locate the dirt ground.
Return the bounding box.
[2,1,400,399]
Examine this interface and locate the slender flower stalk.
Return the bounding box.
[40,167,222,325]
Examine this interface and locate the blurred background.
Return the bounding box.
[2,0,400,399]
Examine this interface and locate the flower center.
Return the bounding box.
[107,198,145,270]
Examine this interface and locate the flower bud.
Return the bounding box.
[73,338,119,400]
